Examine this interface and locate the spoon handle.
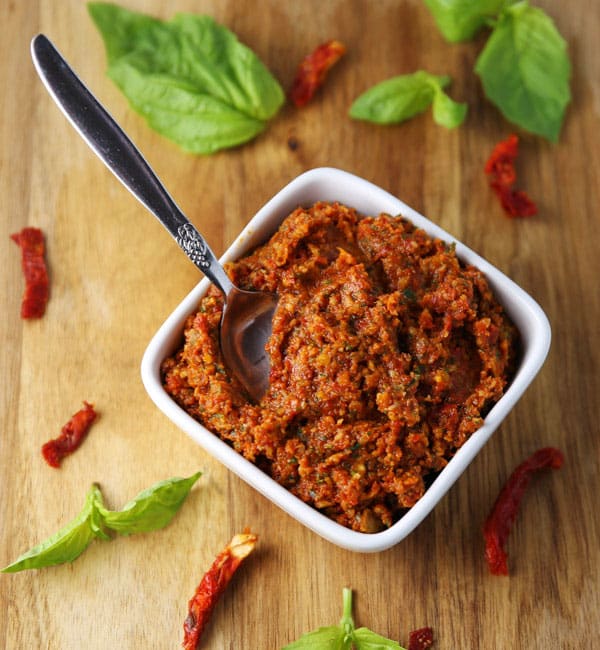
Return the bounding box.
[30,34,234,295]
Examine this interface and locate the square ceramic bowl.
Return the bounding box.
[141,167,551,553]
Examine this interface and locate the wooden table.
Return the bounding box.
[2,1,598,647]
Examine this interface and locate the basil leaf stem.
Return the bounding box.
[281,588,405,650]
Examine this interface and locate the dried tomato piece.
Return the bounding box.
[484,134,537,218]
[183,531,257,650]
[289,40,346,107]
[484,134,519,185]
[491,183,538,218]
[483,447,564,575]
[41,402,98,468]
[10,227,50,318]
[408,626,434,649]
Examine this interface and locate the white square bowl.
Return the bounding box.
[141,167,551,553]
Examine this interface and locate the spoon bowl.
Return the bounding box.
[30,34,276,401]
[220,287,277,401]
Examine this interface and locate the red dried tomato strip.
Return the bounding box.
[10,227,50,318]
[183,531,257,650]
[41,402,98,468]
[483,447,564,576]
[484,134,519,185]
[289,40,346,107]
[408,626,434,650]
[490,182,538,218]
[484,134,537,218]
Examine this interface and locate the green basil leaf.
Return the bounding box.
[107,62,266,154]
[98,472,202,535]
[350,71,449,124]
[353,627,405,649]
[1,484,106,573]
[474,1,571,141]
[350,71,465,130]
[281,626,348,650]
[88,3,284,153]
[431,86,468,128]
[424,0,509,42]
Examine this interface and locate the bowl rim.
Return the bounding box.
[141,167,551,553]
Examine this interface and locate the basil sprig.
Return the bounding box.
[88,3,284,154]
[282,588,405,650]
[2,472,201,572]
[425,0,571,141]
[350,71,467,129]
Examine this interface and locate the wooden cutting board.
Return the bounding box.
[1,1,598,647]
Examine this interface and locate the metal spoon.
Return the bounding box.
[31,34,276,402]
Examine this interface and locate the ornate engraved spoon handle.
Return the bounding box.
[31,34,234,296]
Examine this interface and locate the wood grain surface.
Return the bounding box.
[1,1,599,648]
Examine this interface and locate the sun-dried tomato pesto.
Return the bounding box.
[162,202,518,533]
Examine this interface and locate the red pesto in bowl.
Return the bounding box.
[161,202,518,533]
